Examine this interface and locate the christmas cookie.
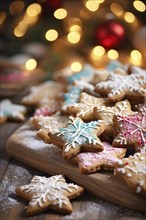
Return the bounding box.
[74,142,126,174]
[112,107,146,153]
[93,99,136,137]
[67,92,105,121]
[21,81,65,106]
[114,150,146,196]
[16,174,84,215]
[0,99,27,124]
[32,113,69,144]
[94,72,146,102]
[48,116,105,159]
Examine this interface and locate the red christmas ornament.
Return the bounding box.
[95,20,125,49]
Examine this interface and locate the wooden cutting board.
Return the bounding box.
[6,121,146,213]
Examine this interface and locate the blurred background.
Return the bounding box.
[0,0,146,96]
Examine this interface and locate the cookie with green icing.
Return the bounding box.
[48,116,105,159]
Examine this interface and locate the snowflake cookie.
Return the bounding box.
[74,142,126,174]
[16,174,84,215]
[0,99,27,124]
[114,150,146,196]
[93,99,136,137]
[67,92,105,121]
[48,116,106,159]
[32,113,69,144]
[94,72,146,102]
[112,107,146,153]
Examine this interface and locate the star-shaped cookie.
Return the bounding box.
[114,150,146,196]
[16,174,84,215]
[48,116,105,158]
[112,107,146,152]
[0,99,27,124]
[32,113,69,143]
[94,72,146,102]
[74,142,126,174]
[93,99,136,137]
[67,92,105,121]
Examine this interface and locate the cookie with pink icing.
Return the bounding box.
[32,113,69,144]
[112,107,146,153]
[48,116,106,159]
[94,72,146,103]
[16,174,84,215]
[0,99,27,124]
[73,142,126,174]
[114,150,146,196]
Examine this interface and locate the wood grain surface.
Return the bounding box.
[6,121,146,214]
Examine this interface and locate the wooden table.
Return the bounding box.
[0,121,146,220]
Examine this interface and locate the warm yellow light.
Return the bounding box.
[110,3,124,16]
[54,8,67,19]
[67,32,81,44]
[133,1,145,12]
[124,12,135,23]
[69,25,81,33]
[26,3,42,17]
[85,0,99,12]
[107,50,119,60]
[71,62,82,72]
[23,14,38,25]
[130,50,142,61]
[9,1,25,15]
[45,29,58,41]
[0,12,6,25]
[92,46,105,57]
[14,27,25,37]
[25,59,37,70]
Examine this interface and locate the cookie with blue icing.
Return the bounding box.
[48,116,105,159]
[0,99,27,124]
[67,64,95,84]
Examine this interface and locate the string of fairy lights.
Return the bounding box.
[0,0,145,72]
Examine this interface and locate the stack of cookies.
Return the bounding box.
[21,62,146,198]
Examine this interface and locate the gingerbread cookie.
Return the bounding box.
[0,99,27,124]
[94,72,146,102]
[112,107,146,153]
[93,99,136,137]
[114,150,146,196]
[21,81,65,106]
[74,142,126,174]
[16,174,84,215]
[48,116,105,159]
[67,92,105,121]
[32,113,69,143]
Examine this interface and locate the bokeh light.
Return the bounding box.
[25,59,37,70]
[45,29,58,41]
[54,8,67,19]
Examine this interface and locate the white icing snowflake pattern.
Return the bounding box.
[95,73,146,100]
[20,175,79,209]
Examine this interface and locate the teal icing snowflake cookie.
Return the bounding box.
[0,99,27,124]
[48,116,105,158]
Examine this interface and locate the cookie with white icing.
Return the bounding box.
[67,92,105,121]
[73,142,126,174]
[21,81,65,107]
[114,150,146,196]
[32,113,69,144]
[16,174,84,215]
[0,99,27,124]
[48,116,106,159]
[94,72,146,103]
